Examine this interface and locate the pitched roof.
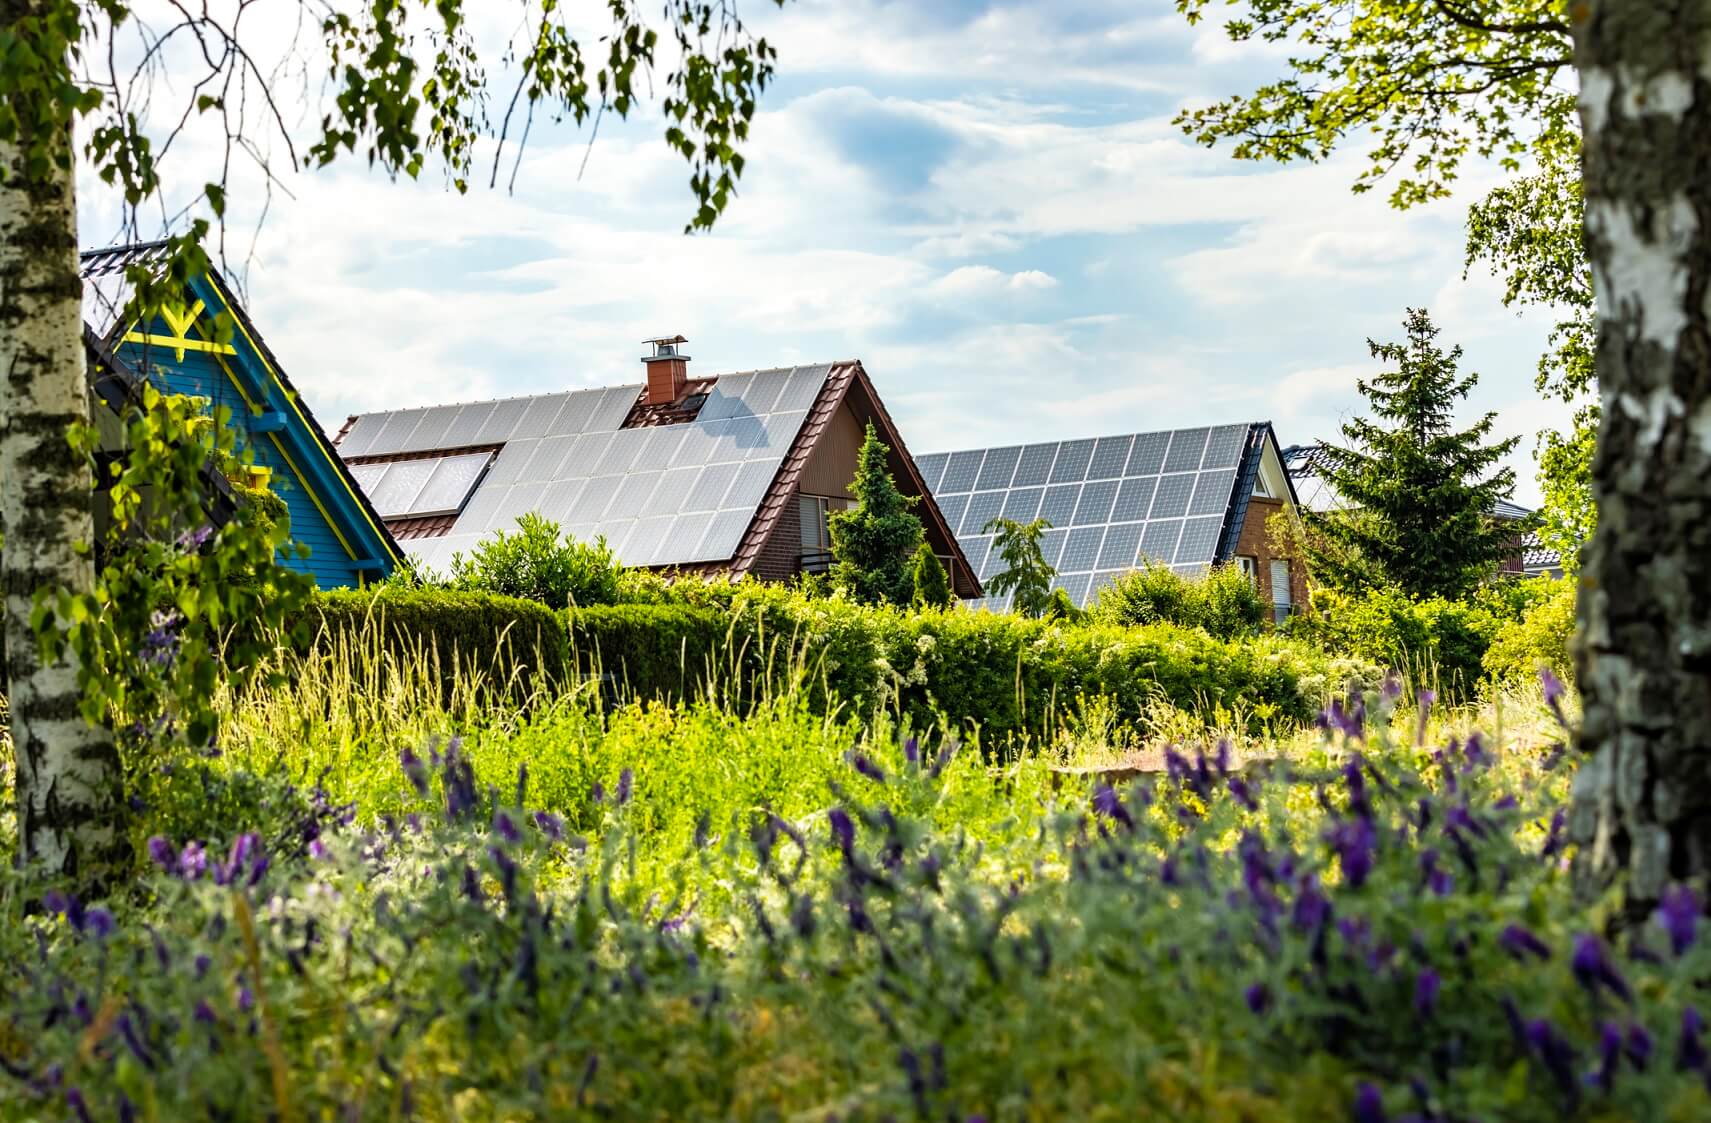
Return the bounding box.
[920,423,1273,610]
[1281,443,1541,524]
[339,362,979,592]
[78,242,404,575]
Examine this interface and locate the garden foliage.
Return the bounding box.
[1091,561,1265,640]
[446,512,626,609]
[829,423,925,606]
[982,516,1055,618]
[909,542,953,610]
[5,688,1709,1120]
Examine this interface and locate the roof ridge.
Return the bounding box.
[923,420,1270,458]
[345,361,851,423]
[79,239,173,260]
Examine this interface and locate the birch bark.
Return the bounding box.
[1567,0,1711,912]
[1,0,126,884]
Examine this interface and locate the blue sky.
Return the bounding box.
[79,0,1571,504]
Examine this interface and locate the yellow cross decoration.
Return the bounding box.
[121,299,238,363]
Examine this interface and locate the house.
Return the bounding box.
[80,242,401,588]
[1280,444,1564,578]
[335,339,980,596]
[918,423,1306,617]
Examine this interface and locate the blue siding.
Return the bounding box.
[116,313,374,590]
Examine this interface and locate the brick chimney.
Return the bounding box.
[642,335,690,405]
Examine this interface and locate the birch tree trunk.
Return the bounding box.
[0,0,127,886]
[1568,1,1711,913]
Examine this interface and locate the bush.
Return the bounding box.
[1484,576,1578,685]
[447,512,625,608]
[1289,585,1508,699]
[910,542,952,609]
[298,586,569,690]
[1091,561,1266,640]
[568,603,734,704]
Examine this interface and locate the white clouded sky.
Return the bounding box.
[77,0,1574,503]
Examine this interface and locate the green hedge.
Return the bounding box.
[294,588,569,691]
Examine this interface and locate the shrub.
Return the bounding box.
[910,542,952,609]
[1092,561,1266,640]
[568,603,734,704]
[1289,585,1506,699]
[298,586,569,690]
[447,512,625,608]
[983,517,1055,617]
[1484,576,1578,684]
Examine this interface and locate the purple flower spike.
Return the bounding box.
[147,836,176,871]
[1655,885,1701,957]
[847,751,887,785]
[1326,817,1377,889]
[84,909,116,941]
[1413,968,1441,1016]
[615,768,634,806]
[193,999,218,1025]
[494,811,522,845]
[533,811,565,841]
[1499,924,1552,962]
[1091,785,1135,831]
[1228,775,1258,811]
[66,1088,93,1123]
[1382,675,1402,701]
[1593,1021,1622,1090]
[1352,1081,1386,1123]
[1317,698,1365,741]
[1244,982,1270,1015]
[1625,1022,1653,1070]
[1571,935,1632,1003]
[903,737,919,766]
[829,807,856,856]
[1415,689,1436,746]
[1679,1007,1707,1072]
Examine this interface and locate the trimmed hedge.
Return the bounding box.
[291,585,1369,739]
[294,588,569,691]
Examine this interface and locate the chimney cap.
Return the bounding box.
[642,334,688,346]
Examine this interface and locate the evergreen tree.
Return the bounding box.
[1307,308,1523,600]
[909,542,952,609]
[983,517,1056,617]
[829,423,924,606]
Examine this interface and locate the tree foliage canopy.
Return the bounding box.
[983,517,1056,618]
[829,423,924,607]
[1305,308,1523,599]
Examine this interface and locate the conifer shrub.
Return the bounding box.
[909,542,953,609]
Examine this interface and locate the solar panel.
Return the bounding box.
[346,462,386,492]
[400,406,459,453]
[1050,439,1095,483]
[923,423,1256,607]
[976,447,1021,491]
[538,478,586,524]
[940,451,983,494]
[1038,483,1080,527]
[686,462,739,512]
[1001,487,1042,522]
[773,366,827,412]
[1011,443,1057,487]
[1055,573,1091,604]
[410,452,493,516]
[1087,435,1133,480]
[367,458,438,516]
[696,508,754,561]
[441,403,494,449]
[1164,427,1211,473]
[738,368,791,415]
[961,491,1005,536]
[511,392,573,441]
[724,458,781,511]
[914,452,948,492]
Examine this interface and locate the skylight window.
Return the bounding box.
[354,451,495,519]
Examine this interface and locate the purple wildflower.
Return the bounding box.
[179,841,207,880]
[493,811,522,845]
[1679,1007,1707,1072]
[1159,855,1179,886]
[1591,1021,1622,1091]
[1292,876,1331,933]
[1091,785,1135,831]
[308,839,328,861]
[1415,689,1436,746]
[1526,1018,1581,1104]
[1626,1022,1653,1070]
[533,811,565,841]
[1227,775,1258,811]
[1382,675,1403,701]
[194,954,211,979]
[1326,817,1377,889]
[147,836,176,871]
[1540,667,1571,728]
[238,985,254,1013]
[1352,1082,1386,1123]
[615,768,633,806]
[848,751,887,785]
[1499,925,1552,961]
[1655,885,1701,957]
[84,909,115,941]
[1540,808,1567,858]
[1413,968,1441,1017]
[116,1014,154,1069]
[1343,756,1370,817]
[829,807,856,856]
[66,1088,93,1123]
[1244,982,1270,1015]
[193,1000,217,1025]
[1318,697,1364,741]
[1571,935,1632,1003]
[400,747,429,796]
[903,737,919,766]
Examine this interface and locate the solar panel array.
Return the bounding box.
[342,365,832,575]
[917,424,1255,610]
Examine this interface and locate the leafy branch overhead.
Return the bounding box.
[1173,0,1575,207]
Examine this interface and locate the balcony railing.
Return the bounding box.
[800,550,834,574]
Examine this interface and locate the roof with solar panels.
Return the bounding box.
[917,423,1297,610]
[335,341,979,595]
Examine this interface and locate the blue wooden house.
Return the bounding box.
[81,242,400,587]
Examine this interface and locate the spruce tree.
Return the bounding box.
[829,423,924,606]
[1307,308,1523,600]
[910,542,953,609]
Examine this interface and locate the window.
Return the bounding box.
[798,493,849,555]
[1270,559,1292,624]
[1235,555,1258,581]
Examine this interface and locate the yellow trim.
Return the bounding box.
[120,332,237,363]
[204,284,402,564]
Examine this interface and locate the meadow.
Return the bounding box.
[6,590,1709,1122]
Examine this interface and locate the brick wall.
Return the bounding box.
[1231,496,1309,619]
[751,488,804,583]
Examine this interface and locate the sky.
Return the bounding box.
[78,0,1575,505]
